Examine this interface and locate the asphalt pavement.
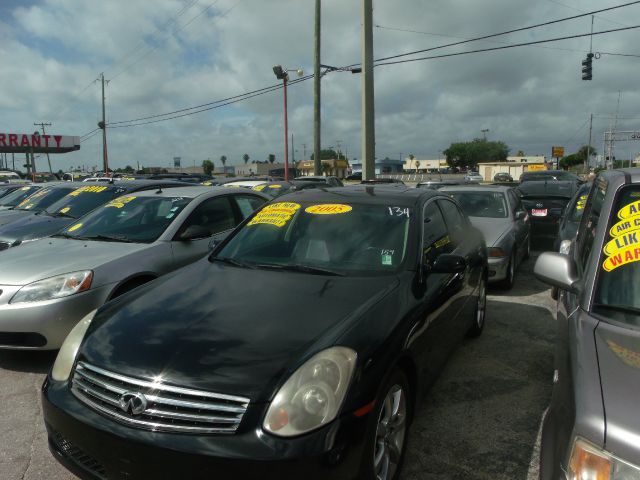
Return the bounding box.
[0,240,556,480]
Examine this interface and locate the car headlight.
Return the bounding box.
[263,346,357,437]
[51,310,96,381]
[568,437,640,480]
[10,271,93,304]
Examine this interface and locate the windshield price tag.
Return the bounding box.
[59,207,71,214]
[68,223,82,232]
[105,196,136,208]
[388,206,410,218]
[248,202,301,228]
[252,185,266,191]
[603,200,640,271]
[305,204,352,215]
[69,185,108,197]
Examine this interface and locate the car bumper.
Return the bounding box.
[488,256,509,282]
[0,285,113,350]
[528,215,562,235]
[43,378,366,480]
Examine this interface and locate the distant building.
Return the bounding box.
[350,158,403,175]
[506,155,546,163]
[402,158,447,172]
[477,162,547,181]
[235,162,287,177]
[296,159,349,178]
[167,166,204,175]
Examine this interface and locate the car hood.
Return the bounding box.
[0,238,150,286]
[0,213,72,245]
[81,262,400,402]
[595,321,640,464]
[0,209,31,227]
[468,217,511,246]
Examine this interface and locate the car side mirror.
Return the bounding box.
[429,254,467,274]
[179,225,211,241]
[515,210,527,221]
[534,252,580,293]
[207,231,230,251]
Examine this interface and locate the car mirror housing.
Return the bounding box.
[179,225,211,241]
[429,254,467,274]
[515,210,527,221]
[534,252,580,293]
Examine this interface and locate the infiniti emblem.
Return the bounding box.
[118,392,148,415]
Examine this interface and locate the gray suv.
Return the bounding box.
[534,169,640,479]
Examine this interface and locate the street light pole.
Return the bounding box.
[283,75,289,181]
[361,0,375,181]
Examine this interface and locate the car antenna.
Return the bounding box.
[156,186,163,194]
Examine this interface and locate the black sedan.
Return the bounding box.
[43,186,487,480]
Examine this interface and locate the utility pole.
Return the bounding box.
[313,0,322,176]
[303,143,307,160]
[361,0,375,181]
[12,153,15,171]
[291,133,295,164]
[98,73,109,174]
[34,122,53,173]
[336,140,343,158]
[586,113,593,174]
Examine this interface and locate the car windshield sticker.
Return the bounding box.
[20,187,30,191]
[305,204,352,215]
[381,253,393,265]
[59,207,71,214]
[69,185,108,197]
[575,195,588,211]
[202,181,213,186]
[105,196,136,208]
[603,200,640,271]
[248,202,301,228]
[606,339,640,369]
[252,185,266,191]
[68,223,82,232]
[268,184,282,189]
[224,184,241,188]
[388,206,410,218]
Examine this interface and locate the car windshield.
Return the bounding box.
[215,201,412,275]
[594,186,640,327]
[521,171,578,182]
[568,184,592,222]
[44,185,119,219]
[14,186,75,211]
[59,195,192,243]
[447,191,508,218]
[0,185,42,207]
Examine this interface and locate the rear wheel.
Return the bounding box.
[523,236,531,260]
[500,250,516,290]
[359,369,411,480]
[467,274,487,337]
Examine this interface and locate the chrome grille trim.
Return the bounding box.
[71,361,249,434]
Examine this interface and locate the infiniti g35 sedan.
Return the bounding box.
[535,169,640,479]
[43,186,487,480]
[0,186,267,349]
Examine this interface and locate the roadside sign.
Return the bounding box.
[527,164,547,172]
[552,146,565,158]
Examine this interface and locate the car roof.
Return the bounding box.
[440,184,512,193]
[125,186,221,198]
[278,184,439,206]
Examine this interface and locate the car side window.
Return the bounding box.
[576,177,607,271]
[176,196,236,238]
[423,201,452,265]
[233,195,267,220]
[437,199,466,247]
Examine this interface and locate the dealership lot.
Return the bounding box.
[0,240,555,480]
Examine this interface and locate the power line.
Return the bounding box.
[545,0,629,27]
[374,24,640,67]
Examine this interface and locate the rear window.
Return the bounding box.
[593,185,640,326]
[45,185,118,219]
[447,191,508,218]
[0,185,42,207]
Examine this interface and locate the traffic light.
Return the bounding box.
[582,53,593,80]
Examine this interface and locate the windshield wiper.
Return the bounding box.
[73,234,135,243]
[593,303,640,316]
[51,233,77,239]
[209,256,255,269]
[254,263,345,276]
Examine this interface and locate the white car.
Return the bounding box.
[464,172,484,183]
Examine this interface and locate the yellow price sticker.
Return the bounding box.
[59,207,71,214]
[305,204,353,215]
[68,223,83,232]
[248,202,301,228]
[105,196,136,208]
[69,185,108,197]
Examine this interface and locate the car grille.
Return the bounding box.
[50,428,107,479]
[71,361,249,434]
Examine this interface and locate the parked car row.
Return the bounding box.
[0,177,495,479]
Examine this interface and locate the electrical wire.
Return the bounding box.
[545,0,629,28]
[374,24,640,67]
[563,117,591,145]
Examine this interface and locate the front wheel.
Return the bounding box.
[500,249,516,290]
[359,369,412,480]
[467,274,487,338]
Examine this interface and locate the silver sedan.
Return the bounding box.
[441,185,530,289]
[0,186,267,349]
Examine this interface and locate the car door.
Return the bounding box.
[171,195,238,268]
[411,200,461,382]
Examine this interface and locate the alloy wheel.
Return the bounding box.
[373,384,407,480]
[476,277,486,329]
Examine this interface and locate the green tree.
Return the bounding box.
[321,162,331,175]
[516,150,525,156]
[443,138,509,169]
[560,145,598,169]
[243,153,249,165]
[415,160,420,171]
[220,155,227,170]
[268,154,276,164]
[202,159,214,176]
[310,149,345,160]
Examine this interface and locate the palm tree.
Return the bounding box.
[321,162,331,176]
[268,154,276,164]
[414,160,420,172]
[243,154,249,165]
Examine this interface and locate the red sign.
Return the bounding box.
[0,133,80,154]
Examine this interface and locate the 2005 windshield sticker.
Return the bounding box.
[603,200,640,271]
[248,202,301,228]
[105,196,136,208]
[305,204,353,215]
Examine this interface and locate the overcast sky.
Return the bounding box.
[1,0,639,172]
